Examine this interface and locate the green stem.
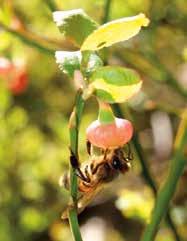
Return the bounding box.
[112,104,158,192]
[45,0,58,12]
[68,209,83,241]
[133,133,157,194]
[98,100,115,124]
[141,110,187,241]
[133,132,181,241]
[102,1,182,239]
[102,0,112,23]
[112,103,182,241]
[68,89,84,241]
[0,22,55,55]
[101,0,112,64]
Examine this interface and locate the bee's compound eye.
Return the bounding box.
[112,156,122,169]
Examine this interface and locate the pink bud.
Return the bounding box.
[86,118,133,149]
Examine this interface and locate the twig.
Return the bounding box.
[68,208,83,241]
[133,132,181,241]
[102,0,112,24]
[141,49,187,99]
[68,89,84,241]
[0,22,55,55]
[112,104,182,241]
[115,48,187,99]
[101,0,112,64]
[101,0,182,238]
[141,109,187,241]
[45,0,58,12]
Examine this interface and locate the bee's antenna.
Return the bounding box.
[103,148,109,160]
[127,143,133,160]
[86,140,92,155]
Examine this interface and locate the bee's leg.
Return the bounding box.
[90,149,108,175]
[126,143,133,160]
[69,148,89,182]
[84,165,91,183]
[101,148,108,156]
[122,143,133,161]
[69,148,83,177]
[90,162,104,175]
[76,169,90,183]
[69,148,80,168]
[90,163,94,173]
[86,140,92,156]
[103,148,109,159]
[74,166,91,183]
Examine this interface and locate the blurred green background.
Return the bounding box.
[0,0,187,241]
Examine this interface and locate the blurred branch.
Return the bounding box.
[141,109,187,241]
[45,0,58,12]
[152,102,182,117]
[101,0,112,65]
[104,2,182,240]
[116,48,187,99]
[112,103,158,193]
[68,89,85,241]
[142,49,187,99]
[112,104,182,241]
[0,21,56,55]
[102,0,112,24]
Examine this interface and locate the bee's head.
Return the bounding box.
[111,155,131,173]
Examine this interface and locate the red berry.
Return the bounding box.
[86,118,133,149]
[0,57,28,95]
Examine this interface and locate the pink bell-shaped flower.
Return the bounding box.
[86,101,133,149]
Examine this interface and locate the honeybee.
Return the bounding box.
[60,142,133,219]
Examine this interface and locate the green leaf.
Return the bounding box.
[55,51,81,77]
[81,13,149,51]
[89,66,142,103]
[53,9,98,47]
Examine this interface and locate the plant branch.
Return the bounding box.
[102,0,182,237]
[141,109,187,241]
[141,49,187,99]
[45,0,58,12]
[102,0,112,24]
[133,131,181,241]
[112,103,182,241]
[68,89,84,241]
[101,0,112,66]
[0,22,56,55]
[115,48,187,99]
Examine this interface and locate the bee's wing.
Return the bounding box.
[61,184,104,219]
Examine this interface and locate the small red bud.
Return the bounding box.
[0,57,28,95]
[86,118,133,149]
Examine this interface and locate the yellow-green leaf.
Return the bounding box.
[89,66,142,103]
[81,13,149,51]
[53,9,98,47]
